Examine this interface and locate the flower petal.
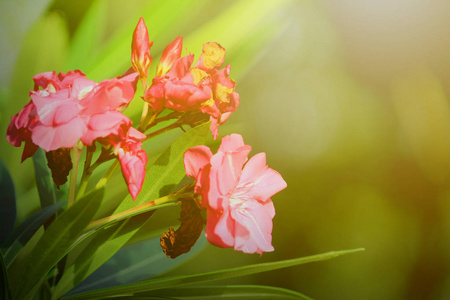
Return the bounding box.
[81,111,131,146]
[31,118,86,151]
[184,145,213,179]
[230,200,274,254]
[239,152,287,202]
[205,207,234,248]
[118,149,147,200]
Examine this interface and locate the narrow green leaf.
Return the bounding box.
[0,0,53,88]
[2,201,65,267]
[32,148,68,210]
[67,233,208,295]
[65,248,364,299]
[115,285,312,300]
[0,158,16,246]
[12,187,105,300]
[64,0,107,70]
[53,123,211,299]
[0,250,12,300]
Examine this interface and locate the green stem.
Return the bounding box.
[95,160,120,189]
[145,121,182,141]
[68,146,82,207]
[85,193,191,232]
[146,111,181,130]
[76,150,94,200]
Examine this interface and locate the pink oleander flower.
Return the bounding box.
[184,134,287,254]
[80,73,139,146]
[144,41,239,139]
[7,70,138,155]
[100,124,147,200]
[144,54,212,112]
[131,17,153,79]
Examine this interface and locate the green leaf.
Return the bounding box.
[0,158,16,246]
[64,0,107,70]
[65,248,364,299]
[113,285,313,300]
[66,233,208,296]
[52,122,210,299]
[32,148,68,210]
[0,250,12,300]
[11,187,105,300]
[2,201,65,267]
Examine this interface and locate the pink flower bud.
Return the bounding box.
[156,36,183,77]
[131,17,153,79]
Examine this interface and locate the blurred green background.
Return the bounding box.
[2,0,450,299]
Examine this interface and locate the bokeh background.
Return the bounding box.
[2,0,450,299]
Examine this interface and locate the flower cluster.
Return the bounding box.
[139,25,239,138]
[6,17,286,256]
[6,70,146,199]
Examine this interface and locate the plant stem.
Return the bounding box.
[68,145,82,207]
[146,111,181,130]
[85,193,191,232]
[145,121,182,141]
[76,150,94,200]
[95,160,120,189]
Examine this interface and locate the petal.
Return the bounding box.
[81,74,138,115]
[31,118,86,151]
[53,100,83,125]
[164,80,211,111]
[195,42,226,70]
[210,151,247,196]
[127,127,146,141]
[58,70,87,88]
[184,145,213,179]
[31,89,74,126]
[165,55,194,80]
[118,149,147,200]
[230,200,274,254]
[218,133,248,153]
[205,207,234,248]
[239,153,287,202]
[33,71,57,90]
[21,140,39,163]
[81,111,131,146]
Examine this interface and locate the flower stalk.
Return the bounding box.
[68,144,82,207]
[85,192,193,232]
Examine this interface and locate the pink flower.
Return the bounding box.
[80,73,139,145]
[131,17,153,79]
[184,134,287,254]
[144,54,211,112]
[7,70,138,157]
[100,125,147,200]
[28,71,96,151]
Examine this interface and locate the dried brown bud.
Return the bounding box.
[160,199,205,259]
[45,148,73,188]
